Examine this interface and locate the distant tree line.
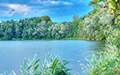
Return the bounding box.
[0,16,74,40]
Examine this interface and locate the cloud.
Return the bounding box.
[0,3,32,16]
[7,4,31,13]
[50,1,59,4]
[0,3,49,17]
[31,0,73,5]
[63,2,72,5]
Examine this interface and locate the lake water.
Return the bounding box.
[0,40,104,75]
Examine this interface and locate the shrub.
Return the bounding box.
[86,29,120,75]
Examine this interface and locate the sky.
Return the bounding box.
[0,0,93,22]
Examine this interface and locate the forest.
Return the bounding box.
[1,0,120,75]
[0,16,73,40]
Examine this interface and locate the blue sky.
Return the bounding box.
[0,0,93,22]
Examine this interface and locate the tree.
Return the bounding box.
[48,23,70,39]
[89,0,120,14]
[33,21,47,39]
[82,6,115,40]
[40,16,51,23]
[72,14,79,22]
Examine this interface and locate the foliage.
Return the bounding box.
[71,18,81,37]
[48,23,72,39]
[89,0,120,24]
[86,29,120,75]
[20,54,72,75]
[89,0,103,6]
[0,16,73,40]
[84,0,120,74]
[78,5,115,41]
[72,14,79,22]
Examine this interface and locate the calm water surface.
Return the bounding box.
[0,40,104,74]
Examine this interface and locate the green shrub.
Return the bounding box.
[86,29,120,75]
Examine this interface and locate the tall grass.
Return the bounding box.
[20,54,72,75]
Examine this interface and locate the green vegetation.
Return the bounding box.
[83,0,120,75]
[0,16,73,40]
[1,0,120,75]
[20,54,72,75]
[86,29,120,75]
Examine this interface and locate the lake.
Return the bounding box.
[0,40,104,75]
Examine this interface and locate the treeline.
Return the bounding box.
[0,16,74,40]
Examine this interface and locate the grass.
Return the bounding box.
[20,54,73,75]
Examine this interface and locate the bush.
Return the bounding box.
[86,29,120,75]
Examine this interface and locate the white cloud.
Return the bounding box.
[0,3,32,16]
[0,3,49,17]
[31,0,73,5]
[63,2,72,5]
[50,1,59,4]
[1,3,31,14]
[49,1,72,5]
[7,4,31,13]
